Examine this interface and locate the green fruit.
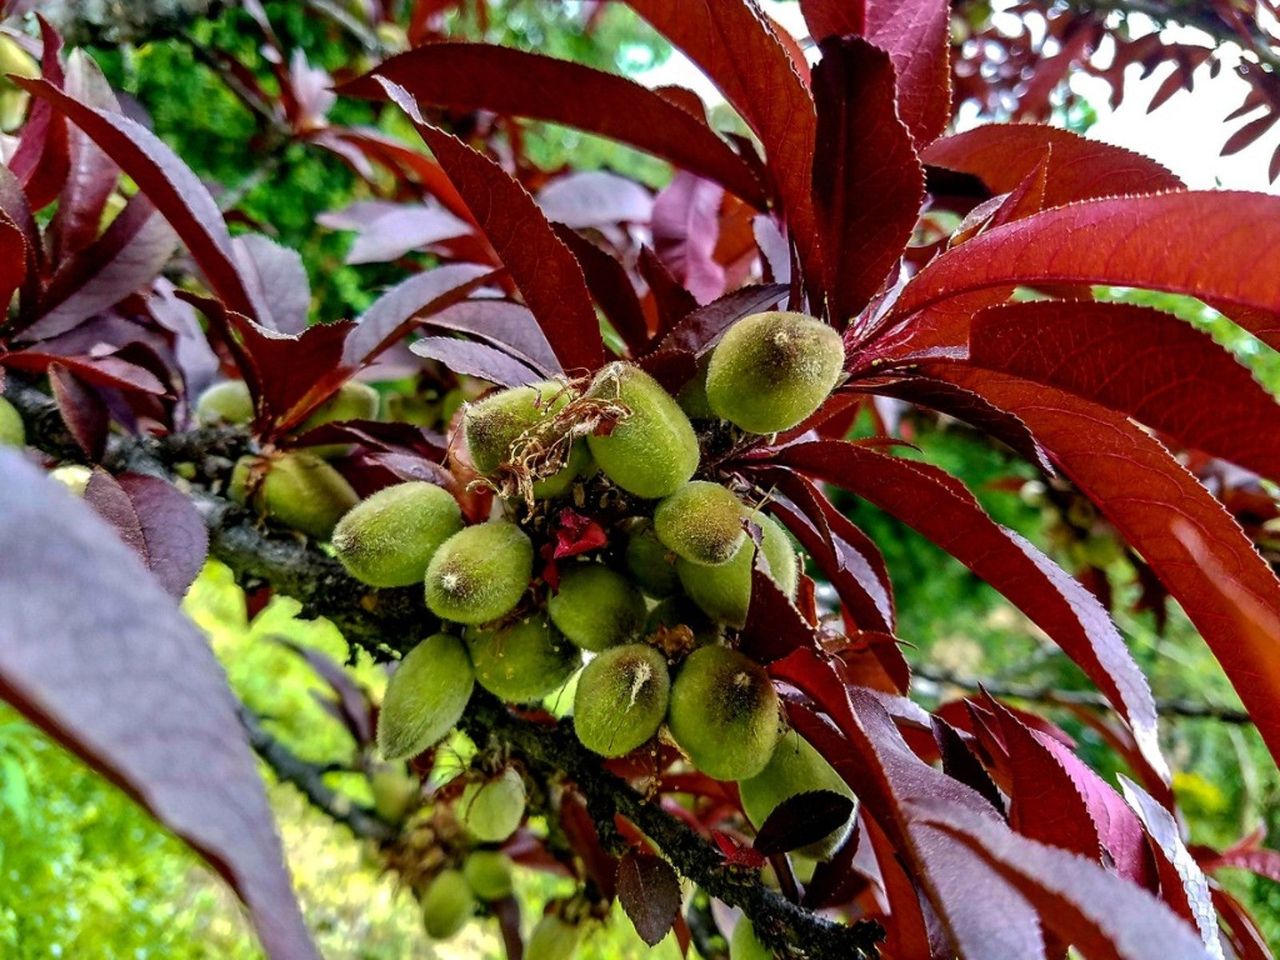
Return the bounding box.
[527,915,583,960]
[676,359,715,419]
[0,396,25,447]
[299,382,381,457]
[531,440,593,499]
[459,767,526,842]
[573,644,670,757]
[195,380,254,425]
[585,362,699,499]
[547,564,646,651]
[370,764,419,823]
[465,613,580,702]
[624,522,679,598]
[377,633,475,760]
[425,522,533,624]
[677,512,797,627]
[333,482,463,587]
[463,381,575,487]
[646,596,717,645]
[462,850,514,901]
[730,919,773,960]
[654,481,746,566]
[421,869,475,939]
[738,730,857,860]
[706,311,845,433]
[49,464,92,497]
[230,452,359,539]
[667,646,781,780]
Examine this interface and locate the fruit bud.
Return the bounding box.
[667,645,781,780]
[546,564,647,651]
[654,481,746,566]
[573,644,670,757]
[194,380,254,426]
[425,521,533,625]
[462,850,514,901]
[369,763,420,823]
[677,511,797,627]
[333,481,463,587]
[421,869,475,939]
[459,767,526,843]
[377,633,475,761]
[706,311,844,433]
[230,452,359,540]
[465,613,580,703]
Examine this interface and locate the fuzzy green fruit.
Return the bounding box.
[547,564,647,652]
[655,481,745,566]
[667,646,780,780]
[459,767,526,842]
[624,522,679,598]
[421,869,475,939]
[464,381,577,488]
[370,764,420,823]
[527,915,583,960]
[462,850,514,901]
[646,597,718,645]
[230,452,359,539]
[573,644,669,757]
[299,382,381,457]
[738,730,857,860]
[676,359,715,419]
[195,380,254,426]
[585,362,699,499]
[730,919,773,960]
[333,482,462,587]
[0,396,25,447]
[706,311,845,433]
[465,613,580,703]
[425,522,533,624]
[677,512,797,627]
[377,633,475,760]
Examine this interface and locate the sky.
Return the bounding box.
[633,1,1280,195]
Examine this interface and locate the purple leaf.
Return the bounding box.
[423,299,559,376]
[754,790,857,856]
[649,283,789,357]
[51,50,120,260]
[616,851,681,947]
[537,171,652,229]
[48,363,108,460]
[651,172,725,305]
[232,235,311,334]
[318,200,472,265]
[409,337,542,388]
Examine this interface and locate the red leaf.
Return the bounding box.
[812,37,924,323]
[0,215,29,320]
[934,367,1280,772]
[0,453,318,960]
[774,439,1166,779]
[638,246,699,336]
[923,124,1184,208]
[3,350,167,395]
[8,20,68,211]
[617,851,681,946]
[409,337,542,388]
[341,43,765,207]
[378,80,604,373]
[51,51,120,260]
[48,363,107,460]
[1207,847,1280,884]
[552,508,608,560]
[754,789,856,856]
[740,558,819,664]
[18,77,257,319]
[968,300,1280,481]
[652,172,726,305]
[648,283,789,358]
[1212,887,1273,960]
[711,829,768,869]
[553,227,650,356]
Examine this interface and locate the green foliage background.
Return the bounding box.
[3,0,1280,956]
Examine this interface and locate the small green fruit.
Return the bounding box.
[676,359,715,419]
[459,767,526,842]
[624,522,679,598]
[547,564,646,652]
[425,522,533,624]
[677,512,797,627]
[531,440,593,499]
[377,633,475,760]
[465,613,580,703]
[195,380,254,425]
[646,596,717,645]
[585,362,699,498]
[573,644,670,757]
[421,869,475,939]
[463,381,574,480]
[230,452,359,539]
[299,382,381,457]
[0,396,25,447]
[333,482,462,587]
[738,730,857,860]
[462,850,514,901]
[370,764,419,823]
[49,464,92,497]
[527,915,583,960]
[706,311,845,433]
[667,646,781,780]
[654,481,746,566]
[730,919,773,960]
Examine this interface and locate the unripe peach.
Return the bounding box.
[547,564,647,651]
[645,597,718,646]
[369,763,420,823]
[624,521,679,598]
[463,380,580,495]
[462,850,514,901]
[573,644,670,758]
[299,382,381,458]
[195,380,254,426]
[677,512,797,627]
[459,767,526,842]
[654,481,745,566]
[585,362,699,498]
[738,730,857,860]
[230,452,359,539]
[465,613,580,703]
[0,396,25,447]
[333,481,462,587]
[421,868,475,939]
[377,633,474,761]
[425,521,533,625]
[667,646,781,780]
[706,311,844,433]
[527,914,583,960]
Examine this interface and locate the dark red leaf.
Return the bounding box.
[1212,887,1273,960]
[409,337,542,388]
[48,363,107,460]
[0,215,28,315]
[740,557,818,665]
[51,50,120,260]
[552,509,608,560]
[711,829,768,869]
[424,299,559,376]
[275,638,374,748]
[3,351,167,396]
[651,172,726,305]
[8,20,68,211]
[754,789,856,856]
[648,283,789,358]
[559,787,619,899]
[861,0,951,147]
[553,227,650,356]
[494,896,524,960]
[0,452,317,960]
[638,246,699,337]
[617,851,681,947]
[811,37,923,324]
[343,43,765,207]
[378,80,604,373]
